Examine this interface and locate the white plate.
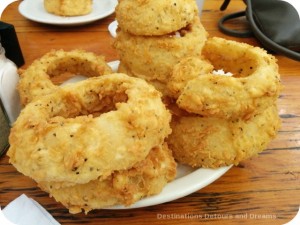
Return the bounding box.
[18,0,118,26]
[0,60,231,209]
[108,20,118,38]
[107,163,231,209]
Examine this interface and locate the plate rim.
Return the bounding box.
[18,0,118,26]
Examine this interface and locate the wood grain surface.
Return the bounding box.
[1,1,300,225]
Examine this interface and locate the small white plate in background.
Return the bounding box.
[18,0,118,26]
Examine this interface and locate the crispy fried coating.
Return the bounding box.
[167,56,214,98]
[8,74,172,185]
[176,37,282,120]
[118,62,173,97]
[115,0,198,36]
[44,0,93,16]
[166,38,282,168]
[167,104,281,168]
[39,143,177,214]
[18,49,112,106]
[114,16,208,85]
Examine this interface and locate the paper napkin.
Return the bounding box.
[1,194,60,225]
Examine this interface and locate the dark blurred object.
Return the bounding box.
[0,98,10,157]
[218,0,300,61]
[0,21,25,67]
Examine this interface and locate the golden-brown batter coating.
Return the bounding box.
[44,0,93,16]
[39,143,177,214]
[8,74,172,185]
[115,0,198,36]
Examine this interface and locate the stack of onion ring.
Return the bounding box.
[114,17,207,84]
[39,143,176,214]
[166,37,282,168]
[114,0,208,96]
[8,68,176,212]
[7,2,283,211]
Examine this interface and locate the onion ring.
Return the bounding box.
[176,37,282,120]
[114,16,208,84]
[115,0,198,36]
[167,104,281,168]
[8,73,172,184]
[44,0,92,16]
[39,143,177,214]
[18,49,113,106]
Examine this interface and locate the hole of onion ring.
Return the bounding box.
[203,50,258,78]
[53,75,129,118]
[51,72,83,85]
[90,91,128,117]
[167,23,192,38]
[47,57,105,85]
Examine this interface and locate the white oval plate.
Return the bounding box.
[0,60,231,209]
[18,0,118,26]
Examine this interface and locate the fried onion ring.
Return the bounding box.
[39,143,177,214]
[115,0,198,36]
[114,17,208,84]
[176,37,282,120]
[167,104,281,168]
[18,49,112,106]
[44,0,92,16]
[8,73,172,185]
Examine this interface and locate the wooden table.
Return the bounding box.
[1,1,300,224]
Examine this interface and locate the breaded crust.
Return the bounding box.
[8,74,172,185]
[167,104,281,168]
[44,0,93,16]
[115,0,198,36]
[114,17,208,85]
[177,37,282,120]
[18,49,112,106]
[39,143,177,214]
